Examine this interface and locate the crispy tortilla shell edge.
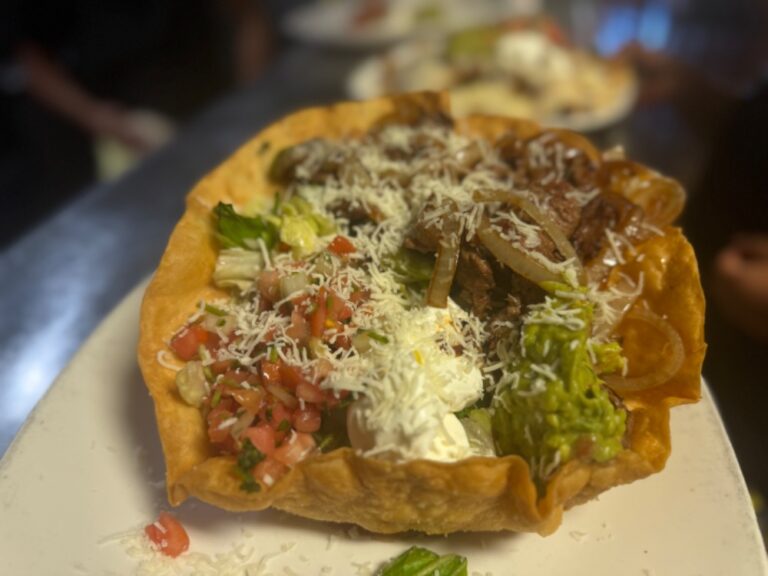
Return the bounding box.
[138,93,705,534]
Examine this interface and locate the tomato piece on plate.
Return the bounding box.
[145,512,190,558]
[327,235,356,255]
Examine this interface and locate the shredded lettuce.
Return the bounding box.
[213,248,263,290]
[281,196,336,235]
[214,202,278,250]
[280,215,319,258]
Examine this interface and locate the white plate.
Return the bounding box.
[1,282,766,575]
[346,43,638,132]
[283,0,509,49]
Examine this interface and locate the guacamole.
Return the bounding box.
[492,286,627,480]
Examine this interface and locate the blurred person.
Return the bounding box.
[596,0,768,533]
[0,1,232,247]
[714,234,768,346]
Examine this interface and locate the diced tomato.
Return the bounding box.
[258,269,281,303]
[279,363,308,391]
[293,407,321,433]
[325,290,353,322]
[260,360,282,386]
[273,432,316,466]
[285,308,310,344]
[242,424,276,456]
[227,387,266,413]
[296,381,324,404]
[327,235,356,255]
[205,331,221,349]
[252,457,288,487]
[310,289,328,338]
[207,401,236,444]
[170,324,210,361]
[145,512,190,558]
[263,402,292,431]
[220,370,251,385]
[210,359,236,375]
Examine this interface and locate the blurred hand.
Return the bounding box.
[713,234,768,344]
[89,102,158,153]
[19,44,170,153]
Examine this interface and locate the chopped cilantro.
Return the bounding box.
[376,546,468,575]
[204,303,227,317]
[235,439,266,493]
[314,433,335,452]
[367,330,390,344]
[235,467,261,493]
[238,438,265,470]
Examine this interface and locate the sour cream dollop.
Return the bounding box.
[343,303,485,462]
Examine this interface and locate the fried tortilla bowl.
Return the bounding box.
[138,93,705,535]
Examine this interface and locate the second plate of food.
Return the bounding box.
[347,18,638,131]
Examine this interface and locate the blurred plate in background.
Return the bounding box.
[347,20,638,132]
[283,0,536,49]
